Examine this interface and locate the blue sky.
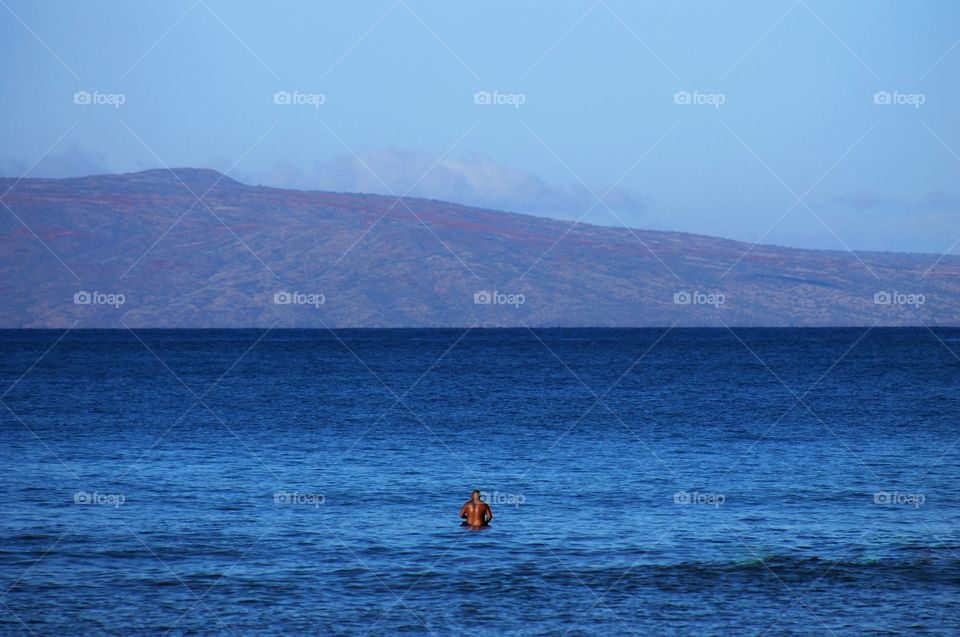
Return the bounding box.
[2,0,958,254]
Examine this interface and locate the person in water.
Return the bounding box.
[459,490,493,529]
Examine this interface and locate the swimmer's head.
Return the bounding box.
[471,489,481,501]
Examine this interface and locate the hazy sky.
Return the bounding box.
[2,0,958,254]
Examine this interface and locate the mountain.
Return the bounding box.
[0,168,956,327]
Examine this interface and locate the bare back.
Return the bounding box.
[459,499,492,528]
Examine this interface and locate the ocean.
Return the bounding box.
[1,328,959,635]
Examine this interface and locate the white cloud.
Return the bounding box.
[244,149,649,222]
[0,143,109,179]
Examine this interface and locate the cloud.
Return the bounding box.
[827,190,960,215]
[811,190,960,254]
[829,192,891,211]
[244,149,649,222]
[0,143,109,179]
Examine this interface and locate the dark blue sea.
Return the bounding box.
[1,328,959,636]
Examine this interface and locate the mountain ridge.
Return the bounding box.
[1,169,956,327]
[29,168,940,258]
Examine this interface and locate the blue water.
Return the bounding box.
[1,328,959,636]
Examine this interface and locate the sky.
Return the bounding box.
[2,0,959,254]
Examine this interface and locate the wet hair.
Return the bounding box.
[471,489,481,496]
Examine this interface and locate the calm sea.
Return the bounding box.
[1,328,959,635]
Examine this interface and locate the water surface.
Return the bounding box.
[1,328,959,635]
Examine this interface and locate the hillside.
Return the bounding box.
[0,168,956,327]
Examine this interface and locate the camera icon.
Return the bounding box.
[474,290,492,304]
[873,491,891,505]
[673,291,691,305]
[274,291,292,305]
[73,91,91,105]
[673,491,691,505]
[273,90,292,105]
[74,291,92,305]
[873,91,891,105]
[473,91,492,105]
[673,91,691,105]
[873,291,891,304]
[74,491,90,504]
[273,491,290,505]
